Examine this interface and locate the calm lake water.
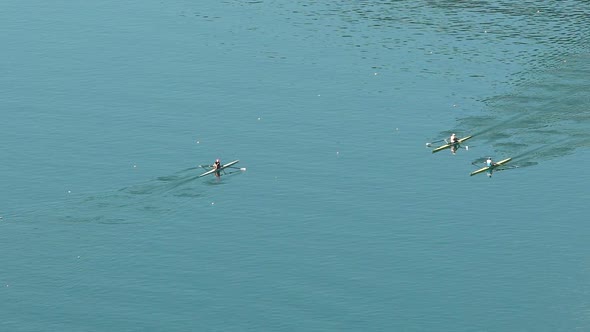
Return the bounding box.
[1,1,589,331]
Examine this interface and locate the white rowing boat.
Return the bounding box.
[198,160,241,178]
[470,158,512,177]
[431,135,472,153]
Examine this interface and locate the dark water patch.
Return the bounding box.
[116,166,204,196]
[437,114,529,144]
[97,218,136,225]
[448,27,590,168]
[156,175,181,182]
[62,215,137,225]
[9,167,211,225]
[478,51,590,162]
[204,179,227,186]
[497,137,572,166]
[173,191,203,198]
[494,142,528,150]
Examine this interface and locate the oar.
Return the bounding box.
[425,139,446,147]
[227,166,247,171]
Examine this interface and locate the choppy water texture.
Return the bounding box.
[1,1,589,331]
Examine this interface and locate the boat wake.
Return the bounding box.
[8,166,210,225]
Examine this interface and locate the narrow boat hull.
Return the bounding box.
[470,158,512,176]
[199,160,240,177]
[432,135,472,153]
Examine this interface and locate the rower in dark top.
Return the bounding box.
[213,159,222,177]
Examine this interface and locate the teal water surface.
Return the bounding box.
[2,1,590,331]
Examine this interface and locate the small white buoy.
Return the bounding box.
[258,117,261,120]
[336,151,339,155]
[196,140,200,144]
[374,72,378,75]
[211,202,215,205]
[133,165,137,168]
[67,190,71,194]
[318,94,321,97]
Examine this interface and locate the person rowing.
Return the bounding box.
[428,134,472,154]
[449,133,460,154]
[470,157,512,177]
[485,157,496,177]
[198,159,244,178]
[213,159,222,177]
[486,157,495,167]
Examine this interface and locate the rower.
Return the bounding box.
[485,157,495,177]
[213,159,221,177]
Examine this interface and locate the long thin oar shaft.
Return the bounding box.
[426,139,445,147]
